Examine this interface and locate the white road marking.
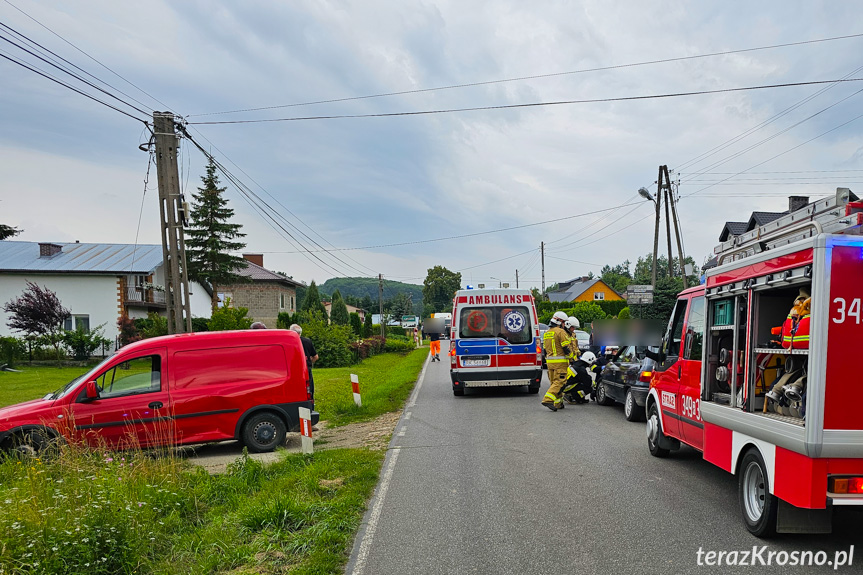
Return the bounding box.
[404,412,412,420]
[406,354,430,409]
[351,447,401,575]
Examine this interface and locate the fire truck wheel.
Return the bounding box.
[646,403,670,458]
[624,389,643,422]
[739,449,778,537]
[595,382,614,406]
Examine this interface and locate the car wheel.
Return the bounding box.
[624,389,643,422]
[646,403,670,458]
[9,428,53,457]
[241,412,287,453]
[453,387,465,396]
[595,382,614,406]
[739,449,778,537]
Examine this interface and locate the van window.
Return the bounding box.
[458,306,532,344]
[97,355,161,398]
[173,345,288,389]
[664,299,689,359]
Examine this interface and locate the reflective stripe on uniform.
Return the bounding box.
[543,392,557,402]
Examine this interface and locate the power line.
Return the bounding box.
[3,0,174,113]
[457,249,537,272]
[0,48,148,123]
[189,32,863,117]
[187,78,863,125]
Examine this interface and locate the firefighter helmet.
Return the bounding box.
[581,351,597,365]
[565,316,580,330]
[550,311,568,325]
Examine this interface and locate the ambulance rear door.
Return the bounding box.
[455,305,499,378]
[494,303,537,383]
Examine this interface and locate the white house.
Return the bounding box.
[0,241,212,348]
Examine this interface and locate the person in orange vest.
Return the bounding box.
[542,311,573,411]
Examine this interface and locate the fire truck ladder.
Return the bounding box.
[715,188,863,265]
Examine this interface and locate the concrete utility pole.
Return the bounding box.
[378,273,385,338]
[515,269,519,289]
[651,167,662,289]
[153,112,192,334]
[541,242,545,296]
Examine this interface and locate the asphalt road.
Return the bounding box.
[346,356,861,575]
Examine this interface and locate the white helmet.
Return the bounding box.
[581,351,597,365]
[551,311,568,325]
[565,316,580,330]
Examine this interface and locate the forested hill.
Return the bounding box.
[319,277,423,304]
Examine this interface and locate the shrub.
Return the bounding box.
[383,338,414,353]
[0,336,26,366]
[277,311,295,329]
[617,307,631,319]
[62,323,110,360]
[117,314,141,347]
[362,313,373,337]
[597,300,628,318]
[300,320,353,368]
[134,312,168,339]
[349,312,362,337]
[386,326,406,337]
[191,317,210,332]
[539,301,607,328]
[208,299,253,331]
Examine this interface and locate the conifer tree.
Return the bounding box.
[300,280,328,320]
[185,159,248,312]
[329,289,350,326]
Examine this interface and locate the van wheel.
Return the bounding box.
[739,449,778,537]
[242,412,287,453]
[624,389,643,421]
[646,403,670,458]
[595,383,614,406]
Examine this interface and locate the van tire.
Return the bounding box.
[739,449,778,537]
[647,403,670,458]
[241,412,287,453]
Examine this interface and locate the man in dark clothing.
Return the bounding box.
[290,324,319,401]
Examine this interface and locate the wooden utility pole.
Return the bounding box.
[378,273,385,338]
[153,112,192,333]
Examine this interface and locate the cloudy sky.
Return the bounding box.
[2,0,863,291]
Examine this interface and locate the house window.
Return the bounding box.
[291,296,294,311]
[217,292,233,308]
[279,293,286,310]
[64,315,90,332]
[594,292,605,301]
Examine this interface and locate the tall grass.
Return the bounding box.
[0,446,383,574]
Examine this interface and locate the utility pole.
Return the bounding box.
[541,242,545,296]
[378,273,385,338]
[650,167,662,289]
[663,179,674,279]
[668,174,689,289]
[515,269,519,289]
[153,112,192,334]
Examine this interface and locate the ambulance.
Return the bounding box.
[646,189,863,535]
[449,288,543,396]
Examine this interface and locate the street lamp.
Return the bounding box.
[640,186,661,289]
[489,276,502,288]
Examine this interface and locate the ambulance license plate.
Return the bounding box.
[462,357,490,367]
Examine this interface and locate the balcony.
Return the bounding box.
[125,286,166,306]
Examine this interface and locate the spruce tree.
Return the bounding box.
[301,280,328,320]
[185,159,248,312]
[330,289,350,326]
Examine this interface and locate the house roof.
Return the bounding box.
[548,278,602,302]
[0,241,164,274]
[719,221,749,242]
[234,260,303,287]
[748,211,785,230]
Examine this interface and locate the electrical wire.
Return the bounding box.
[3,0,174,113]
[187,78,863,125]
[129,150,155,273]
[189,32,863,117]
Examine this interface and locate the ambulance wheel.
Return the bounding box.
[646,403,670,458]
[739,449,778,537]
[595,382,614,406]
[242,412,287,453]
[624,389,643,421]
[453,386,464,396]
[527,384,540,394]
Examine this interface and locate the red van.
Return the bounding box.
[0,330,318,454]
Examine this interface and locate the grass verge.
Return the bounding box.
[0,446,384,574]
[0,367,92,407]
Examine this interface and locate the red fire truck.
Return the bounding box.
[646,188,863,536]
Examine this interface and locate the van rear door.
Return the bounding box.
[495,305,537,382]
[455,306,497,376]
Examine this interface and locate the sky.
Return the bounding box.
[2,0,863,293]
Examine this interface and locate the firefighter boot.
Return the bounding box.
[541,392,558,412]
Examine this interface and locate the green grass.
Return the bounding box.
[313,348,427,427]
[0,446,384,574]
[0,366,90,407]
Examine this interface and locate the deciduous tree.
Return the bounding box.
[422,266,461,314]
[3,281,69,359]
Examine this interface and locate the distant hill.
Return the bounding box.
[319,277,424,314]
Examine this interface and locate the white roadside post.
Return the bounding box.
[298,406,313,454]
[351,373,362,407]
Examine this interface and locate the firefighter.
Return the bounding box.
[565,316,581,361]
[562,351,600,404]
[542,311,572,411]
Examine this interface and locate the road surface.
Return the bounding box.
[346,356,860,575]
